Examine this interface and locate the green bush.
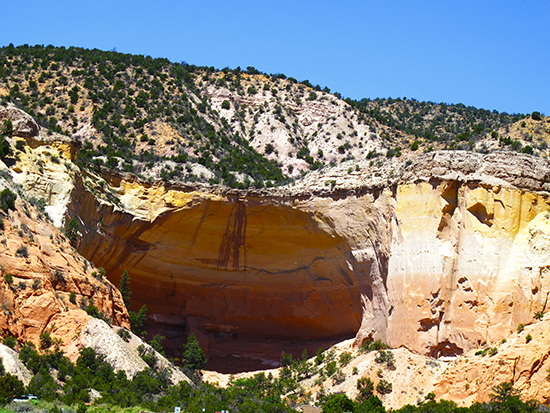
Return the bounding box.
[322,393,355,413]
[129,304,148,337]
[376,379,393,394]
[66,217,80,246]
[357,377,374,401]
[2,336,16,349]
[39,330,53,349]
[0,188,17,212]
[117,328,131,342]
[221,100,230,110]
[15,245,28,258]
[339,352,352,367]
[0,373,25,405]
[517,323,524,333]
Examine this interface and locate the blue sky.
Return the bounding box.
[2,0,548,115]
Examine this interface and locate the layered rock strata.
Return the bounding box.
[42,150,548,369]
[6,110,550,374]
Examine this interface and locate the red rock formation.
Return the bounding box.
[0,184,129,357]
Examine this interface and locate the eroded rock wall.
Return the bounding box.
[10,133,550,372]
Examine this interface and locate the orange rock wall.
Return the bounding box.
[0,191,129,355]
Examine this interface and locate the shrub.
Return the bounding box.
[32,278,41,290]
[315,347,325,365]
[247,86,257,95]
[532,111,542,121]
[66,218,80,246]
[325,360,337,377]
[374,350,395,368]
[15,245,28,258]
[307,91,317,101]
[1,119,13,137]
[2,336,16,349]
[129,304,148,337]
[221,100,230,110]
[3,273,12,285]
[534,310,544,320]
[0,373,25,405]
[39,330,52,349]
[322,393,355,413]
[376,379,393,394]
[117,328,131,342]
[357,377,374,401]
[149,334,165,355]
[526,334,532,343]
[0,188,17,212]
[264,143,275,155]
[0,138,11,163]
[69,291,76,304]
[15,140,25,151]
[517,323,524,333]
[339,352,352,367]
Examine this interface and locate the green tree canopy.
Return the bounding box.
[182,333,207,372]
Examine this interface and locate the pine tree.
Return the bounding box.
[119,270,131,309]
[182,333,206,372]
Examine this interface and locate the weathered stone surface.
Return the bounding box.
[435,318,550,405]
[0,174,129,357]
[0,105,39,137]
[0,343,33,384]
[66,318,190,384]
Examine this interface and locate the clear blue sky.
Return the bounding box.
[2,0,548,115]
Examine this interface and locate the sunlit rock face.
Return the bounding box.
[70,177,383,370]
[13,136,550,372]
[380,181,550,357]
[66,152,550,370]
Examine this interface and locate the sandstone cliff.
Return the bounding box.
[0,107,129,360]
[4,103,550,403]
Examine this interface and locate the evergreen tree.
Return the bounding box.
[119,269,131,308]
[182,333,206,372]
[0,373,25,405]
[66,218,81,247]
[129,305,147,337]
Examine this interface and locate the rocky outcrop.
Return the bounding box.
[64,318,190,384]
[435,317,550,405]
[0,172,129,358]
[0,343,33,384]
[49,150,549,371]
[3,107,550,402]
[0,106,39,138]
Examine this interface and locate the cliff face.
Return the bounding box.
[35,147,545,372]
[8,112,550,382]
[0,172,129,356]
[0,107,129,361]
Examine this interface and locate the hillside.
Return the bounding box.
[1,44,548,188]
